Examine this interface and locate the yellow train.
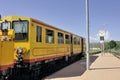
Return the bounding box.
[0,16,86,80]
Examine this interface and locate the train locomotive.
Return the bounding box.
[0,16,86,80]
[0,29,14,79]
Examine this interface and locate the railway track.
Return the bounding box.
[112,52,120,59]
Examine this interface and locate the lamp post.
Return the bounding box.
[86,0,90,70]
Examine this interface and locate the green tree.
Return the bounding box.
[115,41,120,49]
[104,42,109,50]
[108,40,117,49]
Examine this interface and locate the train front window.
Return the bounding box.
[1,22,11,30]
[13,21,28,41]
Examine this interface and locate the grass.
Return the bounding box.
[90,50,101,55]
[83,50,101,55]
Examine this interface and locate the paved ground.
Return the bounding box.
[44,53,120,80]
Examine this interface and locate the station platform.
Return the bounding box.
[44,53,120,80]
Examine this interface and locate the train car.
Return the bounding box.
[72,35,82,54]
[0,16,85,80]
[69,34,83,61]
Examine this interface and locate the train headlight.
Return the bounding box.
[17,47,23,54]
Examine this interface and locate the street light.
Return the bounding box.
[86,0,90,70]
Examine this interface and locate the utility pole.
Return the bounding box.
[86,0,90,70]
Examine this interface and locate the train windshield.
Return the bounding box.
[0,22,11,30]
[13,21,28,41]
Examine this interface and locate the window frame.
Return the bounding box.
[74,37,77,45]
[36,26,42,42]
[58,32,64,44]
[12,20,29,42]
[65,34,70,44]
[78,38,81,45]
[46,29,54,44]
[1,21,11,30]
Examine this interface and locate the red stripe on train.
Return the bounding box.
[24,54,70,63]
[0,64,14,70]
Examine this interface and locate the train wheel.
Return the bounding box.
[0,68,13,80]
[30,68,41,80]
[65,56,69,62]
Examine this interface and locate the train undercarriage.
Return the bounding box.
[7,53,83,80]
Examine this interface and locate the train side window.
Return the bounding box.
[36,26,42,42]
[46,29,54,43]
[78,38,80,45]
[74,37,77,45]
[65,34,70,44]
[58,32,64,44]
[1,22,11,30]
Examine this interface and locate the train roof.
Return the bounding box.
[31,18,72,34]
[31,18,82,37]
[1,16,82,38]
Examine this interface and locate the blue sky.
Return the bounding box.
[0,0,120,42]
